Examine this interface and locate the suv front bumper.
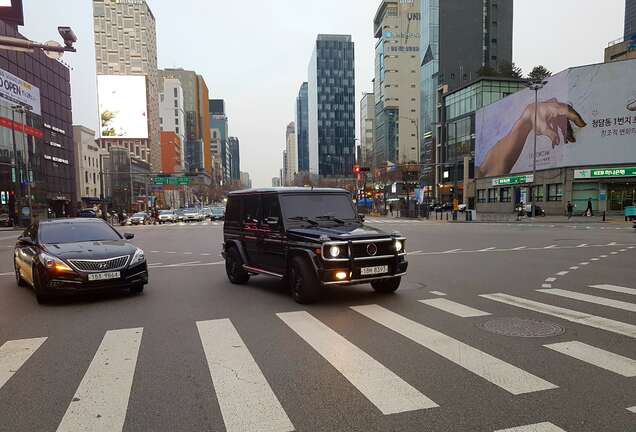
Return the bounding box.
[320,258,408,285]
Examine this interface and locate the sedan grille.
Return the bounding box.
[68,255,129,272]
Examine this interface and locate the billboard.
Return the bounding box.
[97,75,148,139]
[0,67,40,115]
[476,60,636,178]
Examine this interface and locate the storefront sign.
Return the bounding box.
[152,176,191,186]
[43,122,66,135]
[574,167,636,179]
[43,154,69,165]
[0,67,40,115]
[0,116,44,139]
[492,175,534,186]
[49,141,62,148]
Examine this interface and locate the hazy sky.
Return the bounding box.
[22,0,624,187]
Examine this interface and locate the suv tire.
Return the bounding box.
[289,256,320,304]
[130,283,144,295]
[371,277,401,294]
[225,247,250,284]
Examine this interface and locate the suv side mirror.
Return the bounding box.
[124,233,135,240]
[265,216,280,226]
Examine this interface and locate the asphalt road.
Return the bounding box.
[0,219,635,432]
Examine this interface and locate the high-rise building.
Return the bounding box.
[307,34,356,177]
[295,82,309,172]
[160,69,212,176]
[228,137,240,181]
[160,131,182,175]
[360,92,375,168]
[272,177,281,187]
[285,122,297,185]
[420,0,513,186]
[159,78,185,172]
[209,99,231,183]
[373,0,421,168]
[92,0,160,171]
[282,150,288,186]
[626,0,636,38]
[240,172,252,189]
[73,126,101,205]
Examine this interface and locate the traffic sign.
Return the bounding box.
[152,176,191,186]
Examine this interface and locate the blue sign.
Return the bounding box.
[383,31,393,39]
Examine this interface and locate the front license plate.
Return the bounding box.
[360,265,389,276]
[88,271,121,281]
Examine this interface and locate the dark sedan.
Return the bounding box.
[14,218,148,303]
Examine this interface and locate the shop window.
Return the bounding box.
[547,184,563,202]
[477,189,487,203]
[499,187,512,203]
[487,188,497,203]
[532,185,544,202]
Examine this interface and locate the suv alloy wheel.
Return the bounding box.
[225,247,250,284]
[289,256,320,304]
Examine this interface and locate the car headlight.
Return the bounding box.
[131,248,145,266]
[329,245,341,258]
[40,252,73,272]
[395,240,403,252]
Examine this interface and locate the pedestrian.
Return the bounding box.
[567,201,574,219]
[586,198,593,217]
[389,203,394,217]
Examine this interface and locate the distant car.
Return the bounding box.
[210,207,225,220]
[175,209,185,222]
[183,208,203,222]
[14,218,148,303]
[78,209,97,218]
[0,212,12,227]
[158,210,176,224]
[129,212,150,225]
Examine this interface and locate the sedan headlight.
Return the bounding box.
[395,240,404,252]
[40,252,73,272]
[130,248,145,266]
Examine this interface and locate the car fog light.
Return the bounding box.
[335,271,347,280]
[395,240,403,252]
[329,246,341,258]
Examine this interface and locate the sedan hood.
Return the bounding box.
[287,223,394,241]
[44,241,137,260]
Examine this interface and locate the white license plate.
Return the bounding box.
[88,271,121,281]
[360,265,389,276]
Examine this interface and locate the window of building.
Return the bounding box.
[499,187,511,203]
[86,186,90,196]
[547,184,563,201]
[173,88,178,98]
[174,109,178,117]
[532,185,544,202]
[175,126,180,134]
[477,189,487,203]
[174,99,178,108]
[93,173,96,184]
[85,171,88,183]
[160,117,163,124]
[488,188,497,203]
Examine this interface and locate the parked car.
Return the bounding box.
[78,209,97,218]
[183,208,203,222]
[129,212,150,225]
[158,210,176,223]
[222,188,408,304]
[175,209,185,222]
[14,218,148,303]
[210,207,225,221]
[0,212,12,227]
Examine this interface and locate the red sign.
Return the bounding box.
[0,116,44,139]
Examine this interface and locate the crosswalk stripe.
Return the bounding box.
[480,293,636,338]
[0,337,47,391]
[589,284,636,296]
[494,422,566,432]
[544,341,636,377]
[537,288,636,313]
[351,305,556,395]
[278,311,436,414]
[419,298,491,318]
[56,328,143,432]
[196,319,294,432]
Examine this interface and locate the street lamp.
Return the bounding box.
[526,80,548,218]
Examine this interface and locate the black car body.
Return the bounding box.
[222,188,407,303]
[14,218,148,303]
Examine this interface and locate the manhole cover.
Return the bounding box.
[478,317,565,338]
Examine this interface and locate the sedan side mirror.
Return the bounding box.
[124,233,135,240]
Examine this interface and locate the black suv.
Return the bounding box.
[222,188,408,303]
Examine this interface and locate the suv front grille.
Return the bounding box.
[68,256,129,272]
[351,240,395,258]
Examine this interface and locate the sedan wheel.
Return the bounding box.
[14,263,27,287]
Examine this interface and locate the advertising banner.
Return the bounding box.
[0,67,41,115]
[476,60,636,178]
[98,75,148,139]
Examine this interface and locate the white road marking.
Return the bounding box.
[544,341,636,377]
[196,319,294,432]
[200,253,211,256]
[479,247,496,252]
[569,266,579,270]
[599,255,608,258]
[628,406,636,413]
[165,251,177,254]
[407,250,423,255]
[610,252,619,255]
[278,311,436,414]
[630,247,636,249]
[512,246,527,250]
[538,288,636,313]
[0,272,14,276]
[56,328,143,432]
[589,284,636,296]
[494,422,566,432]
[620,249,628,252]
[0,337,47,391]
[556,271,569,276]
[608,242,617,246]
[419,298,490,318]
[544,245,558,249]
[150,261,223,269]
[442,249,462,254]
[480,293,636,338]
[541,284,552,289]
[183,252,193,255]
[577,244,588,248]
[150,250,160,253]
[580,262,590,266]
[545,278,557,283]
[590,258,599,261]
[147,263,163,267]
[351,305,556,395]
[429,291,447,296]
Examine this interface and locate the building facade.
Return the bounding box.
[159,77,185,172]
[209,99,231,184]
[373,0,421,168]
[360,92,375,168]
[72,126,101,205]
[285,122,297,185]
[93,0,160,171]
[228,137,240,182]
[307,34,356,177]
[240,171,252,189]
[272,177,281,187]
[627,0,636,38]
[420,0,514,187]
[295,82,309,172]
[160,131,181,174]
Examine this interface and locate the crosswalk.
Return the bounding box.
[1,283,636,431]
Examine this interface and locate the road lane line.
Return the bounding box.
[590,258,600,261]
[419,298,490,318]
[480,293,636,338]
[442,249,462,254]
[512,246,527,250]
[350,305,556,395]
[577,244,588,248]
[56,328,143,432]
[197,319,294,432]
[479,247,496,252]
[545,278,557,283]
[277,311,436,414]
[0,337,47,391]
[628,406,636,413]
[407,250,423,255]
[569,266,579,270]
[494,422,566,432]
[599,255,608,258]
[556,271,569,276]
[580,262,590,266]
[589,284,636,296]
[429,291,447,296]
[0,272,13,276]
[544,341,636,377]
[541,284,552,289]
[608,242,617,246]
[200,253,211,256]
[544,245,558,249]
[183,252,193,255]
[538,288,636,313]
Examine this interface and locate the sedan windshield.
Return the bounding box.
[39,221,122,244]
[280,194,356,222]
[160,210,173,215]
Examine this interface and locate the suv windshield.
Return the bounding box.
[280,193,356,222]
[39,221,122,244]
